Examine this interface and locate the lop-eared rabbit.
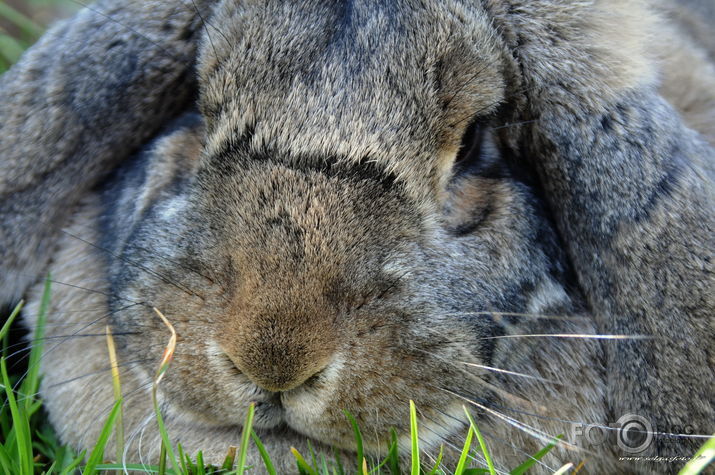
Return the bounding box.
[1,0,713,473]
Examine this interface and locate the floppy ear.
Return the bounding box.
[487,0,715,456]
[0,0,218,303]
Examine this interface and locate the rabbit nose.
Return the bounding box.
[226,348,331,392]
[223,311,338,392]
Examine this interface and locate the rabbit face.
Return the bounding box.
[109,148,564,455]
[101,0,577,458]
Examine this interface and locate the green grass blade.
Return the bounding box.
[221,445,238,472]
[158,442,167,475]
[0,2,43,38]
[177,442,191,474]
[0,406,10,445]
[292,447,319,475]
[509,435,562,475]
[151,308,181,475]
[236,402,255,475]
[368,454,390,474]
[410,400,420,475]
[44,460,57,474]
[0,442,15,474]
[307,439,319,472]
[0,33,27,66]
[105,326,125,464]
[83,399,122,474]
[1,357,33,474]
[387,428,400,475]
[455,421,475,475]
[48,445,73,475]
[0,300,23,340]
[26,397,43,417]
[463,406,495,475]
[38,430,77,474]
[344,410,364,471]
[21,275,51,409]
[251,430,277,475]
[59,450,86,475]
[332,447,345,475]
[679,435,715,475]
[196,450,206,475]
[427,444,444,475]
[152,401,179,474]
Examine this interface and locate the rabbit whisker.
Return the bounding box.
[450,386,715,445]
[2,331,140,360]
[10,302,143,392]
[433,366,658,447]
[476,333,651,341]
[130,245,219,286]
[413,348,557,384]
[77,377,156,452]
[61,229,206,301]
[36,320,155,329]
[8,359,153,406]
[435,385,584,453]
[191,0,232,47]
[61,219,218,285]
[11,274,145,306]
[137,415,151,470]
[43,359,155,391]
[430,406,559,473]
[438,310,587,321]
[190,0,219,62]
[413,407,492,469]
[122,410,156,474]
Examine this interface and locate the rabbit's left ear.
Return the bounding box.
[0,0,218,303]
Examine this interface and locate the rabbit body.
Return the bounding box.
[2,0,714,473]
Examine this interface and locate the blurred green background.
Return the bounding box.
[0,0,79,72]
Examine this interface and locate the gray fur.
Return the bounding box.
[2,0,714,473]
[0,0,215,301]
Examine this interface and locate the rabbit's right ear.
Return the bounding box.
[0,0,218,303]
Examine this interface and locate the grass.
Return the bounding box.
[2,2,715,473]
[0,0,79,73]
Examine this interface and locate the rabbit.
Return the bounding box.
[2,0,713,473]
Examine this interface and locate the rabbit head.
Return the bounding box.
[104,0,581,459]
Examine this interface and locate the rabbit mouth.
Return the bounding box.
[252,396,287,429]
[210,343,344,431]
[243,379,323,431]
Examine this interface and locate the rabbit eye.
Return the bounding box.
[453,119,486,173]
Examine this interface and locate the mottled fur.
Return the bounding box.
[2,1,714,473]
